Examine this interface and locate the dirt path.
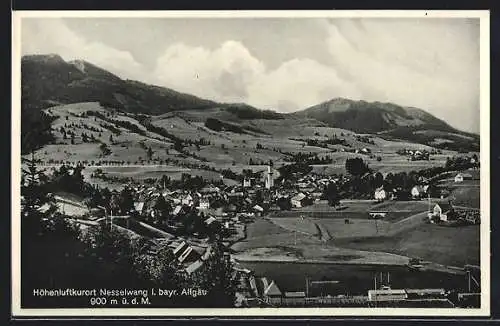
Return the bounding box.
[315,222,332,242]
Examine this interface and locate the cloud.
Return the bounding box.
[154,41,265,103]
[246,58,361,112]
[21,18,145,81]
[153,41,360,112]
[323,19,479,132]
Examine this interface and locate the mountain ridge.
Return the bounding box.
[20,54,479,153]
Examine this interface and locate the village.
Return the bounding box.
[30,149,480,308]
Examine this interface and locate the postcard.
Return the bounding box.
[11,9,490,317]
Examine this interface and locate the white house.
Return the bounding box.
[253,204,264,213]
[134,201,145,214]
[411,185,427,199]
[243,178,251,188]
[291,193,308,208]
[198,198,210,210]
[431,202,454,222]
[454,173,473,183]
[374,187,387,201]
[182,194,193,206]
[172,205,183,216]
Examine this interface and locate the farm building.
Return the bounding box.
[455,173,473,183]
[429,202,455,222]
[374,187,387,201]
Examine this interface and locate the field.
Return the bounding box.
[334,224,480,267]
[436,169,480,209]
[234,193,479,268]
[270,200,429,222]
[27,102,462,180]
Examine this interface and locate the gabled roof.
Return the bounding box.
[285,291,306,298]
[253,205,264,212]
[204,216,216,225]
[264,281,282,296]
[172,205,183,215]
[291,193,307,201]
[173,241,189,256]
[134,202,145,212]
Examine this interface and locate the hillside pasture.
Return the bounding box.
[85,165,223,182]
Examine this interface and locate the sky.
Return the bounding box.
[20,16,480,133]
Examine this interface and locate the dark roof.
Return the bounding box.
[435,202,453,213]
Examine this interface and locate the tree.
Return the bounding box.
[100,142,111,156]
[345,157,370,177]
[277,197,292,211]
[119,187,135,214]
[192,241,237,307]
[153,195,172,224]
[147,146,154,160]
[109,134,114,143]
[324,182,340,207]
[374,172,384,188]
[21,154,83,300]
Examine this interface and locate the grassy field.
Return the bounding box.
[449,186,480,209]
[334,223,480,267]
[271,200,429,222]
[30,102,461,178]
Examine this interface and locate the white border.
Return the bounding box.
[11,10,491,318]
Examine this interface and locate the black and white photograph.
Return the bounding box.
[11,10,490,316]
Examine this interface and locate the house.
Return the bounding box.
[253,204,264,215]
[431,202,455,222]
[411,185,427,199]
[291,193,310,208]
[454,173,473,183]
[368,210,388,219]
[204,216,217,226]
[374,187,387,201]
[182,194,194,206]
[198,198,210,210]
[243,178,251,188]
[134,202,145,214]
[172,205,183,216]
